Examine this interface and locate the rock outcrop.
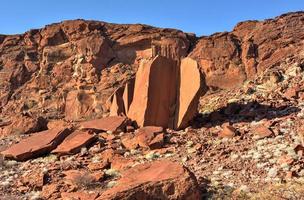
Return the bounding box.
[0,12,303,133]
[189,12,304,89]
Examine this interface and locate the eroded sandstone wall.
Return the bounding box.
[0,11,303,126]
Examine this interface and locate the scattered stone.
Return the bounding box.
[41,183,60,199]
[252,124,273,139]
[122,126,164,150]
[63,170,104,187]
[218,124,236,138]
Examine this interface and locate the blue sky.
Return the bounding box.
[0,0,303,36]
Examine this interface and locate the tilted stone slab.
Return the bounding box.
[52,130,96,155]
[1,128,71,161]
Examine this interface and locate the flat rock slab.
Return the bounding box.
[1,128,71,161]
[98,160,201,200]
[80,116,128,133]
[52,131,96,155]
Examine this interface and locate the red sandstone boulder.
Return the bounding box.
[80,116,129,133]
[98,160,201,200]
[1,127,71,161]
[52,130,96,155]
[127,56,178,128]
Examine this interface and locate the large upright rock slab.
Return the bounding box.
[98,160,201,200]
[127,56,178,128]
[174,57,204,129]
[1,128,71,161]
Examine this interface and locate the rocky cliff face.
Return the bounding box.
[0,11,303,127]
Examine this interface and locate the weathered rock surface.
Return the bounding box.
[65,90,98,121]
[52,130,96,155]
[0,19,190,125]
[0,12,303,133]
[1,127,71,161]
[98,160,201,200]
[190,12,304,89]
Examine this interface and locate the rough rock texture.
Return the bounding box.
[1,127,71,161]
[0,20,190,126]
[0,12,303,134]
[98,160,201,200]
[189,12,304,89]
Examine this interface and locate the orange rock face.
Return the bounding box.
[98,160,201,200]
[127,56,178,128]
[1,12,303,134]
[1,127,71,161]
[190,12,304,89]
[65,90,97,121]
